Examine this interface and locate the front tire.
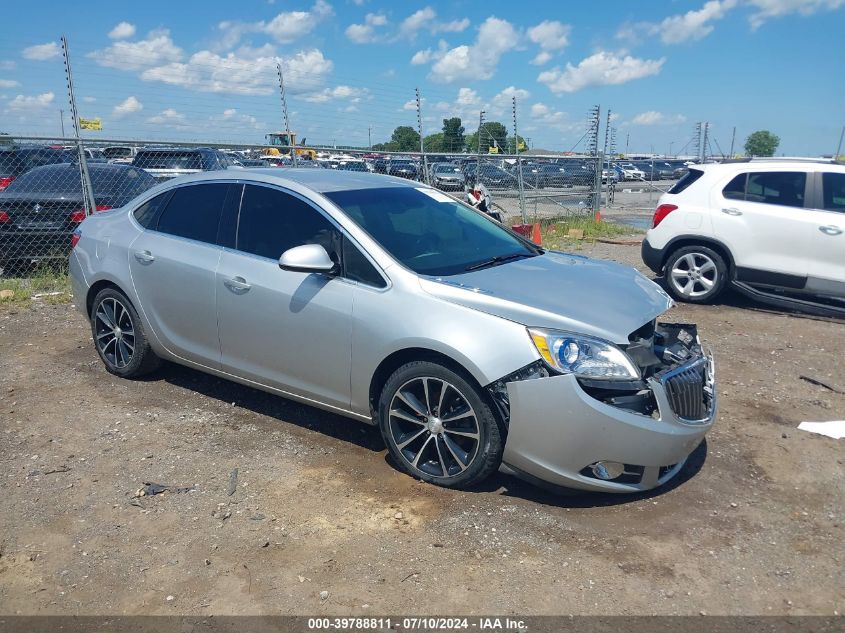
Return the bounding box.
[663,245,727,304]
[90,287,161,378]
[378,361,503,489]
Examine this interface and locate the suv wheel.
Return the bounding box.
[664,245,727,304]
[378,361,503,489]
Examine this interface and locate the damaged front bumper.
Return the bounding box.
[494,323,716,493]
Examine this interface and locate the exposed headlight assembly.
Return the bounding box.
[528,328,640,380]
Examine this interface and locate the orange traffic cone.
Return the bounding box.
[531,222,542,245]
[595,210,602,223]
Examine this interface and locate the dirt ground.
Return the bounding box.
[0,239,842,617]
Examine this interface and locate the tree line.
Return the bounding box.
[372,118,525,154]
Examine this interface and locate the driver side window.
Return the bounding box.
[237,185,339,262]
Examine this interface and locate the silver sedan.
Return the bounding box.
[69,169,716,492]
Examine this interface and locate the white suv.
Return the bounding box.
[641,159,845,309]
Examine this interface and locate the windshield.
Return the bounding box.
[434,165,461,174]
[5,164,155,196]
[325,186,539,276]
[133,151,203,170]
[103,147,133,159]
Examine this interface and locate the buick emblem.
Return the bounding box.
[33,204,42,213]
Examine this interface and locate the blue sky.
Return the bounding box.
[2,0,844,155]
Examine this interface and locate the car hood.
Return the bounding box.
[419,251,672,343]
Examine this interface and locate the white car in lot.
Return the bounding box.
[641,159,845,311]
[619,163,646,181]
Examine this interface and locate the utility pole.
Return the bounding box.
[602,109,612,208]
[701,122,710,163]
[62,36,95,217]
[513,95,526,223]
[625,132,630,157]
[835,125,844,159]
[368,126,372,150]
[729,126,736,157]
[415,87,428,184]
[586,105,600,156]
[276,62,297,166]
[59,109,65,138]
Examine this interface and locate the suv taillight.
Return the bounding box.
[652,204,678,228]
[0,210,10,223]
[0,177,14,191]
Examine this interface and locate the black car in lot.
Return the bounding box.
[633,161,675,180]
[0,146,77,192]
[132,147,233,182]
[463,162,517,189]
[387,159,419,180]
[0,162,156,267]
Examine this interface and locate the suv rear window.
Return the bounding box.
[668,168,703,194]
[822,172,845,212]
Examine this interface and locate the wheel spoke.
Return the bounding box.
[422,378,432,414]
[390,408,426,425]
[699,277,714,289]
[436,382,450,416]
[699,260,716,274]
[442,434,469,471]
[396,428,427,450]
[434,436,448,477]
[96,330,113,341]
[396,390,428,417]
[96,308,115,329]
[681,278,694,295]
[411,435,434,468]
[681,253,696,270]
[441,408,474,423]
[444,428,479,440]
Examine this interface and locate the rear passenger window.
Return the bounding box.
[237,185,339,261]
[155,183,229,244]
[133,191,171,229]
[745,172,805,207]
[722,174,746,200]
[822,173,845,212]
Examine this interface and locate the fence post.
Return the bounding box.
[415,87,428,185]
[592,151,604,217]
[276,62,297,167]
[62,35,95,217]
[512,96,527,224]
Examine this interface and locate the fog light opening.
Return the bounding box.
[590,461,625,481]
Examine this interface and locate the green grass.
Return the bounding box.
[0,263,72,309]
[507,216,643,251]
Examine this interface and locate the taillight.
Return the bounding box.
[71,228,81,249]
[0,176,14,191]
[70,204,113,223]
[0,210,10,223]
[652,204,678,228]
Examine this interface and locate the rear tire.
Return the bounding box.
[378,361,503,489]
[90,287,161,378]
[663,245,728,304]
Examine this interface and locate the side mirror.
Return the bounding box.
[278,244,337,274]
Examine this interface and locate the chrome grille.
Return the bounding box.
[660,356,713,422]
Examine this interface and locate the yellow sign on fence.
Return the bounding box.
[79,118,102,130]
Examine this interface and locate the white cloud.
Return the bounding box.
[433,18,470,33]
[528,102,577,132]
[218,0,333,47]
[88,29,184,71]
[491,86,530,112]
[108,21,137,40]
[147,108,187,127]
[747,0,845,29]
[6,92,55,110]
[0,60,17,71]
[401,99,418,111]
[217,108,261,130]
[538,51,665,93]
[345,12,388,43]
[530,51,552,66]
[141,46,332,96]
[0,79,20,88]
[22,42,60,61]
[410,49,432,65]
[657,0,737,44]
[303,85,368,103]
[456,87,480,106]
[113,96,143,118]
[527,20,571,50]
[83,96,97,103]
[631,111,687,125]
[399,7,436,38]
[429,17,518,82]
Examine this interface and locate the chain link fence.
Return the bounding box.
[1,134,605,276]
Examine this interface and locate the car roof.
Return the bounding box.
[691,161,845,174]
[169,167,424,193]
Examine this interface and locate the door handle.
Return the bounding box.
[223,276,251,293]
[819,225,843,236]
[721,207,743,216]
[133,250,155,263]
